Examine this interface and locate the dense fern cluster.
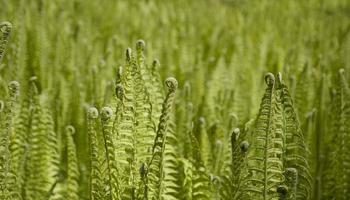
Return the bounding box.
[0,0,350,199]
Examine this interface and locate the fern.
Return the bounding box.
[0,22,12,63]
[101,107,121,200]
[241,73,285,199]
[0,2,348,198]
[277,73,312,200]
[23,79,57,200]
[148,77,178,200]
[189,129,211,200]
[87,107,105,200]
[65,126,79,200]
[322,68,350,200]
[0,81,20,199]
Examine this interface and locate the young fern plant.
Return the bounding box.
[147,77,178,200]
[0,80,20,200]
[85,41,182,200]
[234,73,312,200]
[241,73,285,200]
[65,126,80,200]
[87,107,108,200]
[322,68,350,200]
[0,21,12,63]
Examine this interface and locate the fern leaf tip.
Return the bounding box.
[136,39,146,50]
[165,77,178,91]
[126,48,132,61]
[115,84,124,99]
[265,72,275,86]
[66,125,76,135]
[277,185,288,196]
[101,107,113,121]
[240,140,249,152]
[0,21,12,30]
[88,107,99,119]
[8,80,20,96]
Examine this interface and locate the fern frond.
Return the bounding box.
[282,168,298,200]
[277,73,312,200]
[148,77,178,200]
[23,80,52,200]
[0,22,12,63]
[149,60,165,125]
[242,73,284,199]
[323,69,350,200]
[41,100,60,200]
[0,81,21,200]
[65,126,79,200]
[101,107,121,200]
[198,117,212,169]
[175,82,193,159]
[189,129,211,200]
[220,128,249,200]
[113,48,137,198]
[87,107,105,200]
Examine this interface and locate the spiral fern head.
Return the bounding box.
[66,125,76,135]
[0,21,12,30]
[165,77,178,92]
[277,72,283,84]
[199,117,206,126]
[284,168,298,181]
[240,140,249,152]
[115,84,124,100]
[29,76,38,82]
[8,81,20,97]
[265,72,275,86]
[126,48,132,62]
[101,107,113,121]
[88,107,99,119]
[139,162,148,178]
[277,185,288,195]
[118,66,123,75]
[232,128,240,140]
[0,21,12,61]
[152,59,160,71]
[136,39,145,51]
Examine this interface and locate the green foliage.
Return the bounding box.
[0,0,349,199]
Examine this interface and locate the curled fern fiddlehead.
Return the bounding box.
[283,168,298,200]
[239,141,249,152]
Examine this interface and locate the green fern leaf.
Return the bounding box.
[0,22,12,63]
[242,73,285,199]
[65,126,80,200]
[148,77,178,200]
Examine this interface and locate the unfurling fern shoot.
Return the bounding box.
[0,22,12,63]
[148,77,178,200]
[66,126,79,200]
[101,107,121,200]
